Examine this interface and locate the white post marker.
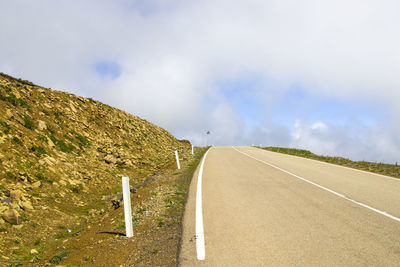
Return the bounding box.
[175,150,181,169]
[122,177,133,238]
[192,145,194,155]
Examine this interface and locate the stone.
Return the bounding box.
[30,249,38,255]
[20,200,34,210]
[6,109,12,118]
[2,209,20,224]
[69,102,77,112]
[32,181,41,189]
[44,157,55,166]
[104,154,117,164]
[48,138,55,148]
[10,190,23,200]
[38,120,47,131]
[11,201,20,209]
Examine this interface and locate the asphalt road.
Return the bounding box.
[179,146,400,266]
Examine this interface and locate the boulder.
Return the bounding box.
[2,209,20,224]
[32,181,41,189]
[6,109,12,118]
[104,154,117,164]
[38,120,47,131]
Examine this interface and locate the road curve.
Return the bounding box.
[179,146,400,266]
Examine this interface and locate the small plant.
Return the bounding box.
[29,145,46,157]
[114,222,125,230]
[7,93,18,106]
[49,135,74,153]
[35,172,45,181]
[75,133,90,147]
[156,217,165,227]
[6,171,16,179]
[23,116,35,130]
[50,250,69,264]
[54,232,71,239]
[53,111,63,121]
[12,136,23,146]
[37,134,48,142]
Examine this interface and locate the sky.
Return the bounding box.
[1,0,400,163]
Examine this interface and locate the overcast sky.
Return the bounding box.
[1,0,400,163]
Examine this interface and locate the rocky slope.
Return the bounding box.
[0,73,192,265]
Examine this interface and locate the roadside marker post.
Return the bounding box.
[192,145,194,155]
[122,177,133,238]
[175,150,181,169]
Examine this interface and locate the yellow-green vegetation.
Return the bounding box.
[0,72,193,266]
[261,146,400,178]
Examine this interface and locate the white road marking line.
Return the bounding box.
[254,147,400,182]
[196,148,211,260]
[233,147,400,223]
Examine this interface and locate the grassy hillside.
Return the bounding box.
[0,73,195,265]
[260,147,400,178]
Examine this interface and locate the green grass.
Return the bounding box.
[6,171,17,179]
[114,222,125,230]
[12,136,23,146]
[49,135,75,153]
[29,145,47,157]
[50,250,69,264]
[155,217,165,227]
[54,232,72,239]
[261,146,400,178]
[75,133,90,147]
[23,116,35,130]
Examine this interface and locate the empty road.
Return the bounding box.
[179,146,400,266]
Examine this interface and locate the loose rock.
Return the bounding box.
[20,201,34,210]
[32,181,41,189]
[38,120,47,131]
[2,209,20,224]
[104,154,117,164]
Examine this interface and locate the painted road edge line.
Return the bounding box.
[233,147,400,223]
[254,147,400,182]
[196,148,211,260]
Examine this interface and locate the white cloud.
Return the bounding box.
[0,0,399,162]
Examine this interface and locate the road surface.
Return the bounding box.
[179,146,400,266]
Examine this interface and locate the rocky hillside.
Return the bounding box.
[0,73,192,264]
